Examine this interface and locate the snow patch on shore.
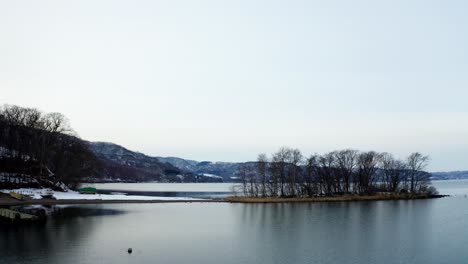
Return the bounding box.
[200,173,223,179]
[0,188,206,201]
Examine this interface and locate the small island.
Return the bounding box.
[225,193,446,203]
[228,147,440,203]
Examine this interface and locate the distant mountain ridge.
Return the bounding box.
[431,171,468,180]
[88,142,183,182]
[88,142,243,182]
[90,142,177,171]
[157,156,245,180]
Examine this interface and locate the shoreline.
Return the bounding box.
[225,194,447,203]
[0,193,219,206]
[0,193,447,206]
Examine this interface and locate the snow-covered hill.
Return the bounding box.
[156,157,199,171]
[88,142,248,182]
[88,142,182,182]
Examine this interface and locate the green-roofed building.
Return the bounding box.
[79,187,97,194]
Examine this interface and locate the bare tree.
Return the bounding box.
[270,147,290,197]
[304,154,321,197]
[256,153,268,197]
[406,152,430,193]
[286,148,302,197]
[237,163,257,197]
[37,113,74,176]
[317,152,337,195]
[334,149,357,193]
[355,151,382,194]
[41,112,72,135]
[381,153,406,192]
[237,164,249,197]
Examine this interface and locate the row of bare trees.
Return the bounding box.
[237,147,434,198]
[0,104,99,188]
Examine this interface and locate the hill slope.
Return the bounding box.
[156,157,245,181]
[431,171,468,180]
[87,142,231,182]
[87,142,247,182]
[87,142,183,182]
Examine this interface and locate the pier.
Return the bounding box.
[0,208,38,222]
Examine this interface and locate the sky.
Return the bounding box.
[1,0,467,171]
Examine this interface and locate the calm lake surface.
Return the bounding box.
[92,182,235,198]
[92,182,235,192]
[1,180,468,264]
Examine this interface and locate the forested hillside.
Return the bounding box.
[88,142,224,183]
[88,142,183,182]
[0,105,99,189]
[0,104,201,189]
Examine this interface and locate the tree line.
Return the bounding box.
[0,104,99,189]
[236,147,435,198]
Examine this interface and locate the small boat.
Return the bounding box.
[40,189,55,199]
[79,187,97,194]
[9,192,25,201]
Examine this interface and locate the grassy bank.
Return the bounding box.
[224,193,447,203]
[0,193,448,206]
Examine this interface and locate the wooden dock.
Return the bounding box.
[0,208,38,221]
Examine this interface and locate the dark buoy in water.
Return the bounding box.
[128,248,133,254]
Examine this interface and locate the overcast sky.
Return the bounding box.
[1,0,467,171]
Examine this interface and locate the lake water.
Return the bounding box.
[91,182,236,198]
[92,182,235,192]
[1,180,468,264]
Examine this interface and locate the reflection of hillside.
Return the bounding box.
[52,206,125,219]
[0,205,126,263]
